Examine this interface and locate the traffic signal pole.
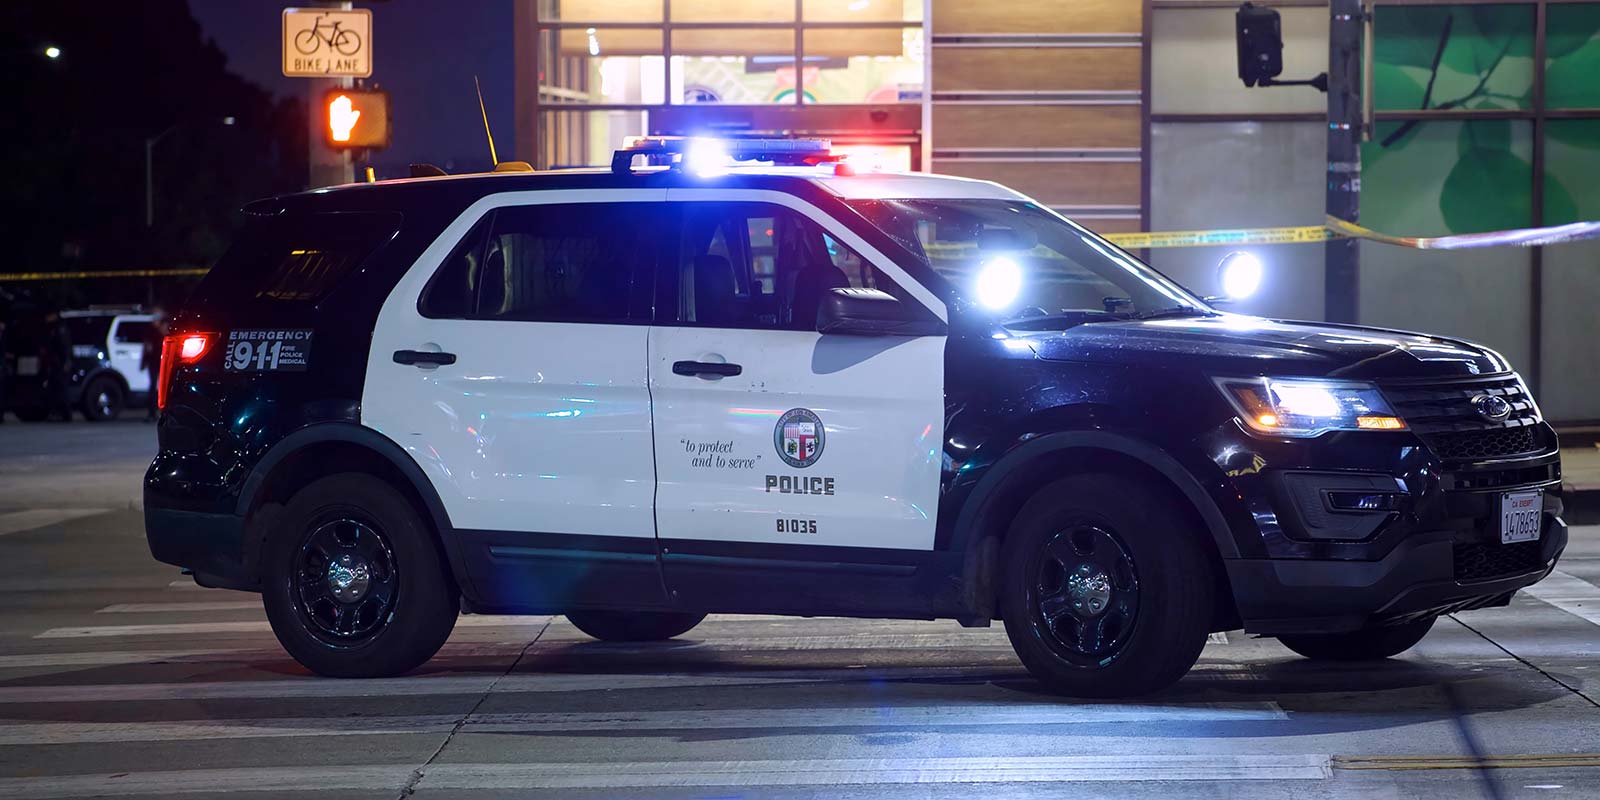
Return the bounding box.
[306,1,354,188]
[1325,0,1363,324]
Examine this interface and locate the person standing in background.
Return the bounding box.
[0,319,9,425]
[141,312,166,422]
[43,310,74,422]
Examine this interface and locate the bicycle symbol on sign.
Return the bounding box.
[293,13,362,57]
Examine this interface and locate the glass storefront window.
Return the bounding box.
[1362,119,1533,235]
[670,29,797,104]
[1371,4,1533,112]
[535,0,663,23]
[538,28,665,106]
[800,27,923,103]
[540,109,649,168]
[1546,4,1600,109]
[1544,120,1600,225]
[802,0,922,23]
[671,0,794,23]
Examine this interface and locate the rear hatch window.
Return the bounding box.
[191,211,402,309]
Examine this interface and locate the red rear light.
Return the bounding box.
[157,332,216,411]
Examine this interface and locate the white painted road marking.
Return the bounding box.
[35,614,551,638]
[0,508,108,536]
[1523,570,1600,628]
[0,755,1332,796]
[0,702,1287,744]
[96,600,261,613]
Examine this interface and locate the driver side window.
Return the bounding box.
[672,202,902,330]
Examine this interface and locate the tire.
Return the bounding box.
[999,474,1214,698]
[261,473,458,678]
[1277,617,1435,661]
[566,610,707,642]
[80,377,123,422]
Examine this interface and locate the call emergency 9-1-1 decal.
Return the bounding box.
[224,329,313,372]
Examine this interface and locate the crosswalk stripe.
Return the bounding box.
[0,643,533,669]
[34,614,551,639]
[0,673,828,703]
[1522,569,1600,628]
[0,756,1331,796]
[0,508,108,536]
[0,702,1287,744]
[96,601,261,613]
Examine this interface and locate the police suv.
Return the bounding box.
[144,138,1565,696]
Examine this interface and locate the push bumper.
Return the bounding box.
[1228,514,1568,635]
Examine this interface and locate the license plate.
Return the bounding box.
[15,357,38,376]
[1500,489,1542,544]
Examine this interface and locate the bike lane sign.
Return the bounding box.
[282,8,372,77]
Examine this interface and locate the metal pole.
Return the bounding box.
[1325,0,1363,324]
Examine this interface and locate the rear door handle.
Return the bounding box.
[672,360,742,378]
[393,349,457,367]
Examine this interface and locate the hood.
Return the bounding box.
[1021,315,1509,380]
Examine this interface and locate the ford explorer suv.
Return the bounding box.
[143,138,1565,697]
[5,308,157,421]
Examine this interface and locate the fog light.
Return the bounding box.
[1327,491,1402,511]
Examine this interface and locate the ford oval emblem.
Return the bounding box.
[1472,393,1512,422]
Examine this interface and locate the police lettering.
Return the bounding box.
[764,475,835,495]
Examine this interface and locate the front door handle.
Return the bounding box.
[393,349,457,367]
[673,360,742,378]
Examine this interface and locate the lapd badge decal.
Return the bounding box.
[774,408,825,469]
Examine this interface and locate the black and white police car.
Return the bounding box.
[144,138,1565,696]
[5,308,157,421]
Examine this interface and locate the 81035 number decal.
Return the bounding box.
[777,518,817,534]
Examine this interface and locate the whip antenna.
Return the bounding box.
[474,75,498,166]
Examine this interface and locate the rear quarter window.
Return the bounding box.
[193,211,402,308]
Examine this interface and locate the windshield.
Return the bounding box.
[845,199,1211,328]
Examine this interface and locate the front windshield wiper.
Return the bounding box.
[1001,310,1119,330]
[1127,306,1218,321]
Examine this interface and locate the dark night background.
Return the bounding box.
[1,0,513,312]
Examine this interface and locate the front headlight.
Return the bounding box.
[1213,377,1406,437]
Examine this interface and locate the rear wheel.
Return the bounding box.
[80,376,123,422]
[999,474,1214,697]
[566,610,706,642]
[1277,617,1435,661]
[262,473,458,677]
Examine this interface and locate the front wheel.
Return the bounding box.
[1277,617,1436,661]
[262,473,458,677]
[566,610,706,642]
[999,474,1215,697]
[80,376,123,422]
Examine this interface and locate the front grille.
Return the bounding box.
[1428,426,1540,460]
[1382,375,1545,461]
[1453,540,1545,582]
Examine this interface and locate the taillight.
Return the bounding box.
[157,332,216,411]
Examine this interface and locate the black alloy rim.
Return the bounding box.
[292,517,398,645]
[1028,524,1140,667]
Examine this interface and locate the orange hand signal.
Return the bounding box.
[329,95,361,142]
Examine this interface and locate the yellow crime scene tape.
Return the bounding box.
[5,216,1600,281]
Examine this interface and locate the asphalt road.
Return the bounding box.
[0,422,1598,799]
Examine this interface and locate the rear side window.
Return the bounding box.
[196,212,401,306]
[420,203,657,323]
[113,321,152,344]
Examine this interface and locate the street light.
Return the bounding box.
[43,46,61,59]
[144,116,235,229]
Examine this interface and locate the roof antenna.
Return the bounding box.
[475,75,498,166]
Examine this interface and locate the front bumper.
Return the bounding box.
[1228,512,1567,635]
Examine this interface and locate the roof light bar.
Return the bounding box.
[611,136,840,174]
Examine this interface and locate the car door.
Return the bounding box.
[649,191,948,614]
[364,191,671,610]
[108,317,152,393]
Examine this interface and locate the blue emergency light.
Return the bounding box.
[611,137,840,175]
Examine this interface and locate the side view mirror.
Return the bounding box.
[817,288,946,337]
